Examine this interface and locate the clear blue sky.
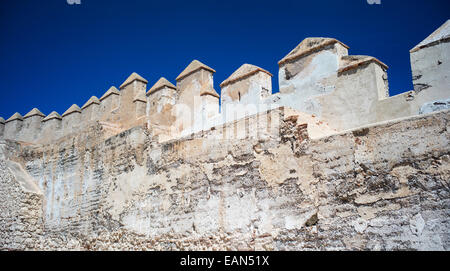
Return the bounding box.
[0,0,448,119]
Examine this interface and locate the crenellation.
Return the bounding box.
[81,96,101,125]
[338,55,388,74]
[4,113,24,140]
[133,92,147,119]
[120,72,148,90]
[1,19,450,252]
[276,37,346,120]
[327,61,387,130]
[21,108,46,142]
[176,59,216,82]
[23,108,46,119]
[221,64,273,121]
[278,38,349,66]
[40,111,62,143]
[61,104,82,135]
[146,77,178,131]
[176,60,220,133]
[410,20,450,111]
[99,86,121,121]
[0,20,448,144]
[338,55,390,102]
[278,38,348,96]
[118,73,148,129]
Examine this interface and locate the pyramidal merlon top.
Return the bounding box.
[120,72,148,89]
[278,37,349,65]
[338,55,388,73]
[6,112,23,123]
[62,104,81,117]
[24,108,46,119]
[81,96,100,110]
[176,60,216,81]
[100,86,120,101]
[42,111,62,122]
[411,19,450,52]
[147,77,176,96]
[221,64,272,87]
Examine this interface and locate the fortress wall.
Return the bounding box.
[260,22,448,134]
[176,67,218,133]
[20,115,45,143]
[318,62,385,131]
[278,41,347,96]
[201,95,220,121]
[97,99,108,121]
[4,119,23,141]
[99,93,120,123]
[157,88,178,108]
[0,159,43,250]
[221,68,272,117]
[410,39,450,113]
[0,120,4,138]
[40,118,62,144]
[250,40,349,133]
[371,22,450,122]
[374,91,416,122]
[134,100,146,119]
[119,82,136,122]
[194,107,283,142]
[81,103,100,126]
[147,87,177,128]
[146,94,177,140]
[119,78,147,130]
[0,21,449,251]
[62,112,82,136]
[0,122,128,236]
[1,109,448,250]
[262,37,393,134]
[221,71,272,106]
[411,38,449,96]
[258,71,273,99]
[374,61,390,100]
[18,126,146,234]
[1,21,449,146]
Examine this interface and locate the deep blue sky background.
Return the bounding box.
[0,0,449,119]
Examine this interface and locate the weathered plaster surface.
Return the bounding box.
[1,22,449,251]
[420,99,450,115]
[1,109,449,251]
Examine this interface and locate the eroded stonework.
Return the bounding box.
[0,108,449,251]
[0,21,449,251]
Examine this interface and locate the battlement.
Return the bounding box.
[1,19,450,251]
[1,20,449,144]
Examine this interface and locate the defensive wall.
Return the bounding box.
[1,20,449,143]
[0,20,449,251]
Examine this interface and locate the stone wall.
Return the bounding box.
[0,118,5,138]
[0,20,449,251]
[0,158,43,250]
[0,108,448,251]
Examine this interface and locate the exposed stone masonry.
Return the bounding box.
[0,20,449,251]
